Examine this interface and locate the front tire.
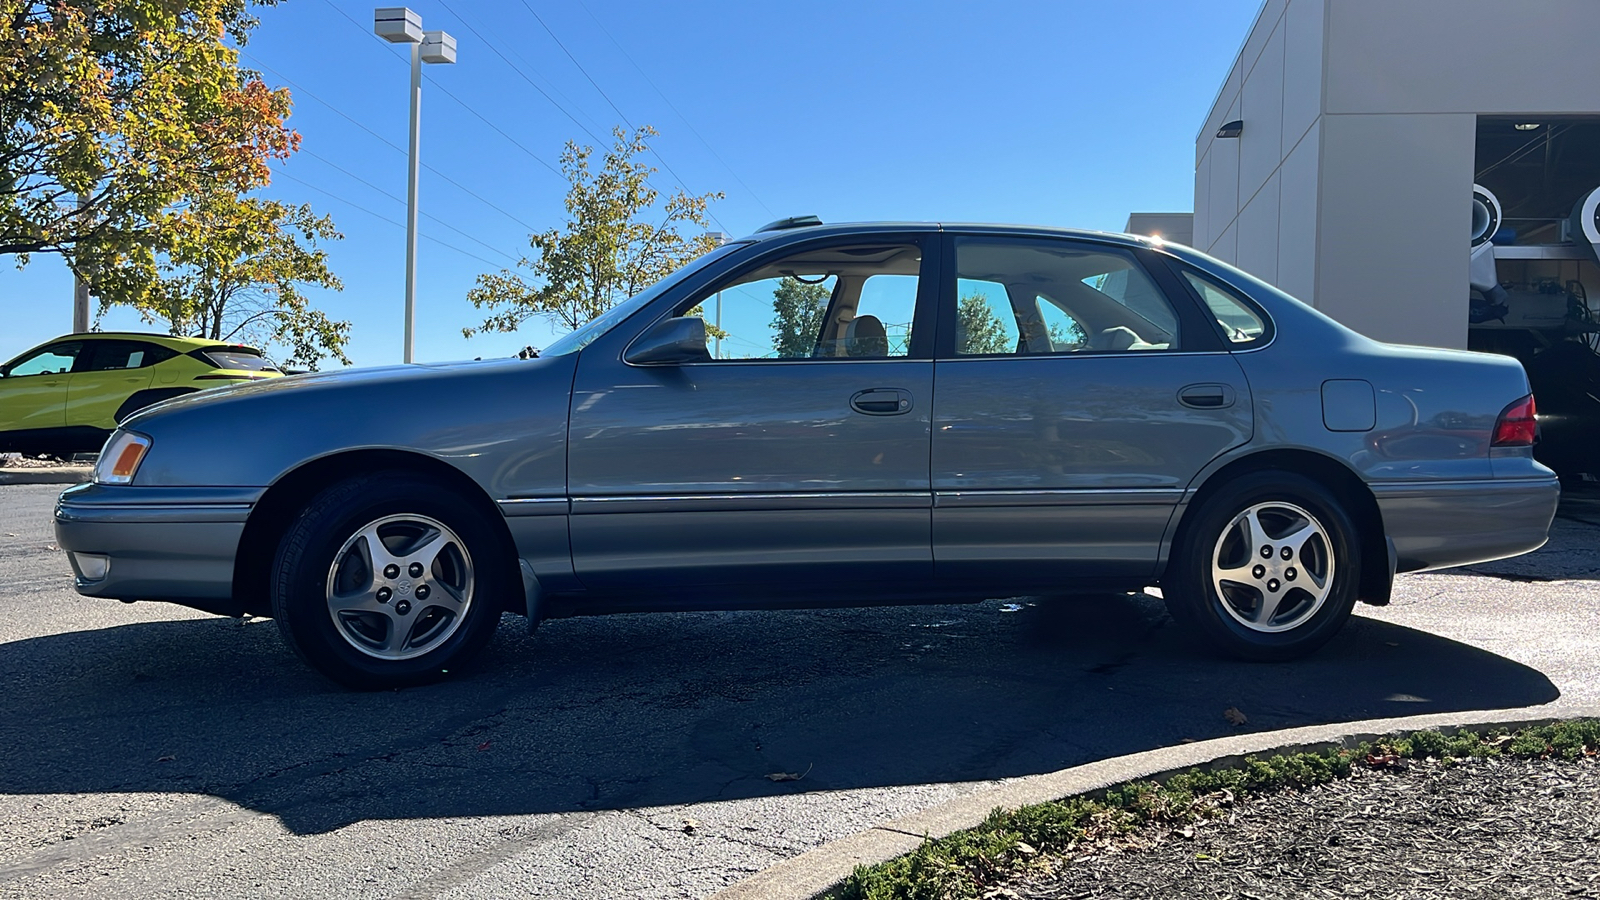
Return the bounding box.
[1163,471,1361,661]
[271,472,508,689]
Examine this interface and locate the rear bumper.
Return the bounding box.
[53,483,261,615]
[1372,476,1560,573]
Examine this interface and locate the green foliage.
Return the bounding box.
[118,193,349,369]
[956,291,1011,355]
[827,721,1600,900]
[770,276,832,358]
[1047,318,1085,349]
[0,0,298,287]
[465,125,724,336]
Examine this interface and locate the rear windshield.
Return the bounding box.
[201,348,280,372]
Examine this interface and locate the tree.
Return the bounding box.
[465,126,723,337]
[123,193,349,369]
[956,291,1013,354]
[1,0,298,291]
[770,276,831,358]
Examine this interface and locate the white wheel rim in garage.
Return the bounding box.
[324,514,475,660]
[1210,501,1335,633]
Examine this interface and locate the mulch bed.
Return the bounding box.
[1015,757,1600,899]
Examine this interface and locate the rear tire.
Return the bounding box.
[271,472,508,689]
[1163,471,1360,661]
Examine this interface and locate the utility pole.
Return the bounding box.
[375,8,456,364]
[72,194,89,333]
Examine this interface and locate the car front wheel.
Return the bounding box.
[1163,471,1361,661]
[271,472,507,688]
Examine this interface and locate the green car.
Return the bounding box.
[0,332,283,456]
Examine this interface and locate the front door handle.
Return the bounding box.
[850,388,913,416]
[1178,383,1236,409]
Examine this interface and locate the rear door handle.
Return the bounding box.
[850,388,913,416]
[1178,383,1235,409]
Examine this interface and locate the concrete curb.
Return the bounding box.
[0,467,91,486]
[709,704,1600,900]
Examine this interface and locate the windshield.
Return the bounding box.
[539,243,748,357]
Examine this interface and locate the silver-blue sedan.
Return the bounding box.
[55,220,1559,688]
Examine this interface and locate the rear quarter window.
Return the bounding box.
[1180,270,1270,347]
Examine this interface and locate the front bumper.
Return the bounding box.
[1373,476,1560,573]
[54,483,264,614]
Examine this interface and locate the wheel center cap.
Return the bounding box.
[397,579,413,595]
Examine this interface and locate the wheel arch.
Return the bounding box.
[233,449,522,618]
[1162,448,1393,606]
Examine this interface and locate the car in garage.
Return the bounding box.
[53,220,1560,688]
[0,333,282,455]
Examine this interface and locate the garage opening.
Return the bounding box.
[1469,115,1600,480]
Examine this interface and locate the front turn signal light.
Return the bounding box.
[94,431,152,485]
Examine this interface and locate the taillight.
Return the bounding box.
[1491,394,1537,447]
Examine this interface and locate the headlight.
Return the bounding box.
[94,431,152,485]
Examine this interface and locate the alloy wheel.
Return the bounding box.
[1210,501,1335,633]
[323,513,475,660]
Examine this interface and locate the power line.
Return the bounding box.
[240,49,541,233]
[275,171,506,268]
[573,0,774,219]
[297,148,521,264]
[316,0,565,179]
[430,0,609,147]
[509,0,731,232]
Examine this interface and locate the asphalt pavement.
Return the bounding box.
[0,483,1595,899]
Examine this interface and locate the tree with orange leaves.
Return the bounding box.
[2,1,350,365]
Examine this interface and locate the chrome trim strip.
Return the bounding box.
[54,502,254,525]
[935,488,1185,508]
[569,491,930,514]
[1369,478,1558,489]
[1368,477,1560,499]
[57,503,253,512]
[497,497,570,517]
[932,351,1228,362]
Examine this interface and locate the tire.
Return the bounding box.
[115,388,197,424]
[1163,470,1361,661]
[271,471,509,689]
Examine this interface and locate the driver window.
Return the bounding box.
[682,244,922,361]
[951,239,1180,355]
[6,343,82,377]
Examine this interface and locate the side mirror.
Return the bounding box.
[624,316,711,365]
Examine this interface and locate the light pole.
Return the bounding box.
[375,8,456,364]
[707,232,729,358]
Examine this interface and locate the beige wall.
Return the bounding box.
[1194,0,1325,313]
[1192,0,1600,350]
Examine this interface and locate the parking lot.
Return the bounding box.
[1,482,1597,899]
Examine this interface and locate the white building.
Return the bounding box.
[1172,0,1600,350]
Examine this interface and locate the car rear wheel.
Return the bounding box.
[1163,471,1360,661]
[271,472,507,689]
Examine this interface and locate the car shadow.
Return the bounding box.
[0,592,1558,836]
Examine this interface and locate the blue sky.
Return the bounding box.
[2,0,1262,368]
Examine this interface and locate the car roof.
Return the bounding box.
[736,220,1159,251]
[27,333,258,352]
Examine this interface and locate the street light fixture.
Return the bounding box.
[374,7,456,364]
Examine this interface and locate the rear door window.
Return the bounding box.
[948,239,1181,355]
[83,340,167,371]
